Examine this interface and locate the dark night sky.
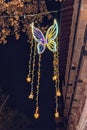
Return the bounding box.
[0,1,61,130]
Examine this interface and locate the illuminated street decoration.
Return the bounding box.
[31,19,58,54]
[26,19,61,119]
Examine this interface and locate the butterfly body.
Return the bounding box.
[40,38,47,45]
[31,19,58,54]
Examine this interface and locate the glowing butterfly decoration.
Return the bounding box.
[31,19,58,54]
[27,19,61,119]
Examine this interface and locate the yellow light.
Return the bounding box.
[34,112,39,119]
[28,93,34,99]
[34,108,39,119]
[56,89,61,97]
[55,111,59,118]
[52,75,58,81]
[26,75,31,83]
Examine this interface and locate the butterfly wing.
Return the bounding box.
[31,20,58,53]
[47,41,57,52]
[46,19,58,41]
[46,19,58,52]
[37,43,46,54]
[31,23,45,44]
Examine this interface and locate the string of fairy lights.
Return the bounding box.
[26,19,61,119]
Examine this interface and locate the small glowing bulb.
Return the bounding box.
[55,111,59,118]
[34,108,39,119]
[52,75,58,81]
[56,89,61,97]
[28,92,34,99]
[26,75,31,82]
[34,112,39,119]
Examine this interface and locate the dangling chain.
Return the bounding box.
[26,38,33,83]
[29,41,37,99]
[53,38,61,118]
[34,54,41,119]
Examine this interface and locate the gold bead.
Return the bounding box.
[52,75,58,81]
[36,86,39,89]
[56,61,59,65]
[56,89,61,97]
[55,111,59,118]
[34,113,39,119]
[28,93,34,99]
[53,61,56,65]
[26,75,31,82]
[38,63,40,66]
[34,108,39,119]
[38,72,40,76]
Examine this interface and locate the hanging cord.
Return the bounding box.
[28,40,37,99]
[0,4,78,18]
[28,40,34,78]
[52,38,61,118]
[26,38,34,83]
[56,39,61,97]
[34,54,41,119]
[53,51,60,118]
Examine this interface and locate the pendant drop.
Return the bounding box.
[26,75,31,83]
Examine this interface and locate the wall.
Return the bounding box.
[63,0,87,130]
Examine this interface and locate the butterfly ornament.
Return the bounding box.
[31,19,58,54]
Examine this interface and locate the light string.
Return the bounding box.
[53,51,59,118]
[29,19,60,119]
[28,41,33,77]
[27,18,61,119]
[52,38,61,118]
[34,54,41,119]
[55,37,61,96]
[28,40,37,100]
[26,38,34,83]
[56,38,61,97]
[0,4,78,18]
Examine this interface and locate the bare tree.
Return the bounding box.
[0,89,33,130]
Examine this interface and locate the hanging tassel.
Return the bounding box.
[26,38,33,83]
[55,110,60,118]
[28,92,34,99]
[55,83,59,119]
[53,38,61,119]
[26,74,31,83]
[34,107,40,119]
[34,54,41,119]
[56,88,61,97]
[28,40,37,100]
